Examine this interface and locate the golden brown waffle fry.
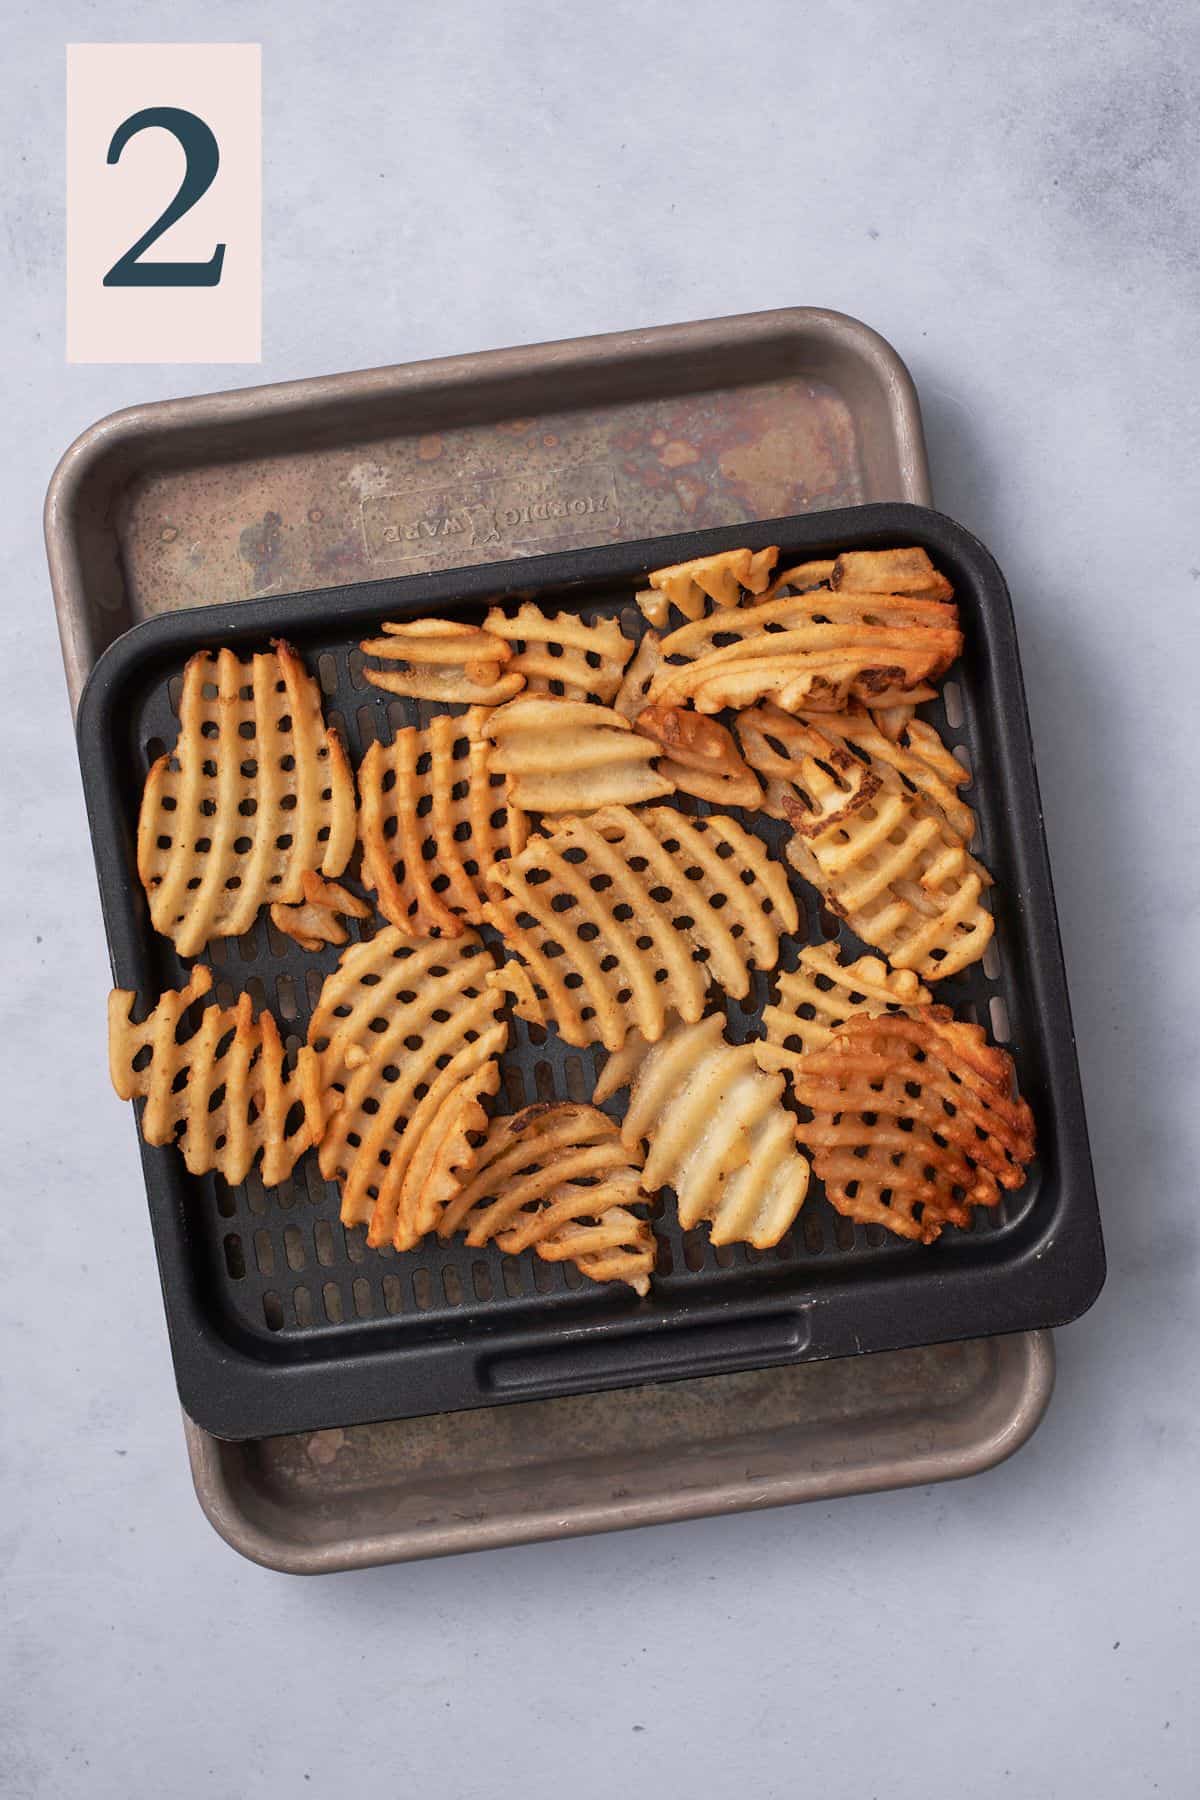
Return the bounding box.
[648,584,961,716]
[484,694,674,812]
[612,630,665,720]
[482,602,634,703]
[108,965,310,1187]
[360,618,525,705]
[137,642,356,959]
[357,708,527,937]
[760,558,836,601]
[270,870,372,952]
[757,942,930,1072]
[632,703,762,808]
[483,805,796,1050]
[831,546,954,599]
[438,1103,655,1294]
[790,1007,1035,1243]
[615,1014,810,1248]
[737,705,993,980]
[646,546,778,620]
[298,928,507,1249]
[634,588,670,629]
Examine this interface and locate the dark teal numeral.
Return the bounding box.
[102,107,225,288]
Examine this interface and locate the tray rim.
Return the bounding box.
[44,304,929,710]
[77,501,1103,1441]
[181,1330,1055,1573]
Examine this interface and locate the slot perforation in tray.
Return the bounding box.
[78,504,1102,1438]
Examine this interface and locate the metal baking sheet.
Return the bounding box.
[47,308,1054,1559]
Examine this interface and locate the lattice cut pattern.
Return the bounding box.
[643,545,778,620]
[438,1102,656,1294]
[737,704,993,980]
[647,578,961,715]
[789,1008,1035,1243]
[758,942,931,1072]
[137,642,356,958]
[298,928,506,1250]
[357,707,527,937]
[483,804,797,1050]
[483,602,634,703]
[604,1013,810,1249]
[109,965,311,1187]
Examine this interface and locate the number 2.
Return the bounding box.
[102,106,225,288]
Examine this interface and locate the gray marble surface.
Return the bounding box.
[3,3,1197,1796]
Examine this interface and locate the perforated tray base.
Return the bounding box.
[77,503,1102,1439]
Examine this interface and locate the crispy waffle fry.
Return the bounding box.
[757,942,930,1073]
[737,704,993,980]
[357,708,527,937]
[831,546,954,599]
[612,630,664,721]
[270,870,372,952]
[438,1103,655,1294]
[647,583,961,715]
[137,642,356,959]
[790,1008,1035,1243]
[298,928,507,1249]
[645,546,778,620]
[484,694,675,812]
[614,1014,810,1249]
[632,703,761,807]
[359,618,525,705]
[760,558,836,601]
[109,965,310,1186]
[483,805,796,1050]
[482,602,634,703]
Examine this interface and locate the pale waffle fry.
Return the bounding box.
[632,702,761,808]
[438,1103,655,1294]
[647,580,961,715]
[482,602,634,703]
[612,630,664,720]
[737,704,993,980]
[137,642,356,959]
[483,805,797,1050]
[359,618,525,705]
[790,1007,1035,1243]
[643,545,778,621]
[614,1014,810,1249]
[297,928,507,1250]
[757,942,930,1073]
[109,965,310,1187]
[357,707,527,937]
[270,870,372,952]
[483,694,675,812]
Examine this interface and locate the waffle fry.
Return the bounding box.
[298,928,507,1249]
[359,618,525,705]
[647,581,961,715]
[270,870,371,952]
[831,546,954,599]
[482,602,633,703]
[615,1014,810,1248]
[737,705,993,979]
[758,942,930,1072]
[644,546,778,620]
[790,1007,1035,1243]
[357,708,526,937]
[612,630,664,721]
[760,558,836,601]
[137,642,356,959]
[632,703,761,807]
[438,1103,655,1294]
[483,805,796,1050]
[109,965,310,1186]
[484,694,675,812]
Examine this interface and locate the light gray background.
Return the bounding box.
[3,4,1197,1796]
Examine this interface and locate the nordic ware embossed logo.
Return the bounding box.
[361,465,622,566]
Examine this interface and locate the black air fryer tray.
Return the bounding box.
[77,504,1104,1439]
